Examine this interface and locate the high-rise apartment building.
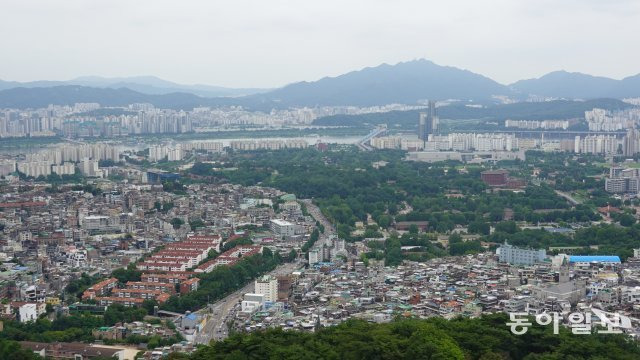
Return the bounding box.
[254,275,278,302]
[418,100,438,141]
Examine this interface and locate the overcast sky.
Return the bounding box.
[1,0,639,88]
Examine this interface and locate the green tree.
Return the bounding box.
[384,236,403,267]
[287,249,297,262]
[0,338,42,359]
[171,218,184,230]
[619,213,636,227]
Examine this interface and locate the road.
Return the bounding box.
[301,199,336,248]
[555,190,582,206]
[356,126,387,151]
[194,201,333,344]
[194,261,301,344]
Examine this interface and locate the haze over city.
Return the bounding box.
[3,1,640,359]
[1,0,640,87]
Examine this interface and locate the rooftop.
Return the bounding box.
[569,255,621,263]
[271,219,294,226]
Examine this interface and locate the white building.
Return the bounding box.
[270,219,297,238]
[82,215,120,233]
[183,141,224,153]
[79,158,101,177]
[370,136,401,150]
[497,242,546,265]
[167,145,183,161]
[148,145,166,162]
[52,162,75,175]
[67,249,88,268]
[0,160,16,177]
[308,249,321,265]
[254,275,278,302]
[574,135,621,155]
[17,160,52,178]
[422,133,517,152]
[505,119,569,130]
[241,293,265,313]
[18,303,38,323]
[149,144,184,162]
[230,139,308,151]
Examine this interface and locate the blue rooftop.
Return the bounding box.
[569,256,621,263]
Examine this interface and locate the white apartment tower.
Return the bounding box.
[254,275,278,302]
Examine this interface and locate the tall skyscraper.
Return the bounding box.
[624,128,640,156]
[418,100,438,141]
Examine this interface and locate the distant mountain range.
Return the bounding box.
[509,71,640,99]
[1,60,640,109]
[0,75,268,98]
[247,60,508,106]
[0,86,274,110]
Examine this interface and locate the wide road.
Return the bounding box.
[301,199,336,248]
[194,261,301,344]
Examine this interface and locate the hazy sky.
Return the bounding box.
[1,0,639,88]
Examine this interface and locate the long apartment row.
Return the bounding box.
[136,234,223,272]
[81,235,262,307]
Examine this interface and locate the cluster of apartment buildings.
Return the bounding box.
[371,133,550,153]
[1,102,430,139]
[181,141,224,153]
[370,129,640,157]
[78,234,230,307]
[190,104,427,128]
[585,108,640,132]
[149,144,184,162]
[2,143,121,178]
[63,106,193,137]
[229,139,309,151]
[0,108,62,138]
[505,119,572,130]
[141,139,311,165]
[0,103,195,138]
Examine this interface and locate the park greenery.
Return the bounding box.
[64,272,102,301]
[0,305,148,343]
[183,146,640,262]
[171,313,640,360]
